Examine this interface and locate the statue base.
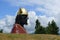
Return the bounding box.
[11,24,27,34]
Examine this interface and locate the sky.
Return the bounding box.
[0,0,60,33]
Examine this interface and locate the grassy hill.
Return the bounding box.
[0,33,60,40]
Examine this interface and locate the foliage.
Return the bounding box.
[35,19,46,34]
[35,19,59,35]
[0,29,3,33]
[46,20,59,35]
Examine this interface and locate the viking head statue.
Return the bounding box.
[15,8,28,27]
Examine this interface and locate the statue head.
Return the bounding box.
[15,8,28,26]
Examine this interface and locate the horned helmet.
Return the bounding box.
[15,8,28,25]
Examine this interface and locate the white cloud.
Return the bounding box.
[0,11,60,34]
[0,15,15,33]
[24,11,37,33]
[4,0,44,6]
[0,19,6,29]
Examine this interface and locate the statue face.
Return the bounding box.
[21,15,28,25]
[15,15,28,25]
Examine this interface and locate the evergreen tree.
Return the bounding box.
[35,19,45,34]
[0,29,3,33]
[35,26,46,34]
[46,22,52,34]
[35,19,40,29]
[46,20,59,35]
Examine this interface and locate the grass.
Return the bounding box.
[0,33,60,40]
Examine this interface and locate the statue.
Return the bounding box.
[11,8,28,34]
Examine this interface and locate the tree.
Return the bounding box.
[46,20,59,35]
[35,19,40,29]
[0,29,3,33]
[35,19,45,34]
[46,22,52,34]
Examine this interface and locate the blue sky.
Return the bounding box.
[0,0,18,19]
[0,0,60,33]
[0,0,45,19]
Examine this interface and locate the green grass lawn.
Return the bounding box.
[0,33,60,40]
